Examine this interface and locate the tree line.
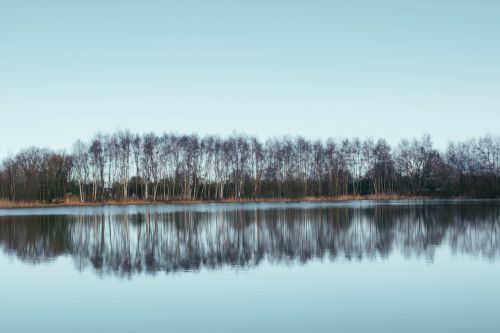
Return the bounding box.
[1,131,499,202]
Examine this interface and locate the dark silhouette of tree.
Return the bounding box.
[1,132,500,202]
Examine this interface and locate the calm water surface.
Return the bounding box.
[1,200,499,332]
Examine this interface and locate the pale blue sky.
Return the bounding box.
[1,0,499,157]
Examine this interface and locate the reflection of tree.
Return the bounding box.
[1,203,500,276]
[0,215,72,263]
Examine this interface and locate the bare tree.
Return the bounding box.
[89,135,105,201]
[2,131,500,203]
[118,130,132,200]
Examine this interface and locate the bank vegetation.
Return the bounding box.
[1,131,499,207]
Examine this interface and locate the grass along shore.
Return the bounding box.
[0,194,469,209]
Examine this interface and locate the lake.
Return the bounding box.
[1,200,499,332]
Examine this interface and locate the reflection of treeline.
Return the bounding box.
[1,204,499,275]
[1,132,500,203]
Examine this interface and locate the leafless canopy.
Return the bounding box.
[1,132,500,202]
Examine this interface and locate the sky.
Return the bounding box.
[1,0,499,157]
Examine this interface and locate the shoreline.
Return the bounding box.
[0,194,492,209]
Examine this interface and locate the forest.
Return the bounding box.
[0,131,499,203]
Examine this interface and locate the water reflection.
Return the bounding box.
[1,203,499,276]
